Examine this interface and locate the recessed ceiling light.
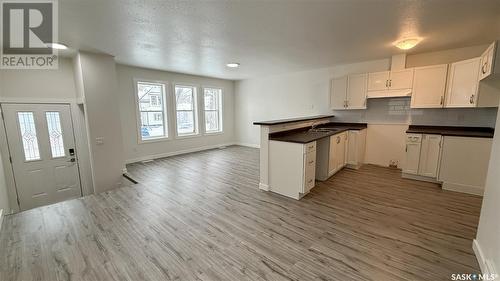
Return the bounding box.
[226,63,240,68]
[46,43,68,50]
[394,38,422,50]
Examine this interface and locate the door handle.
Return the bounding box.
[67,158,76,163]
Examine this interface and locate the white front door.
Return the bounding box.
[2,103,82,211]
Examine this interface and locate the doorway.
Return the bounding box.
[2,103,82,211]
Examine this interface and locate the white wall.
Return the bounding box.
[76,52,125,193]
[0,146,9,216]
[475,105,500,275]
[116,64,235,163]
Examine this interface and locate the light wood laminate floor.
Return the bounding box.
[0,146,482,281]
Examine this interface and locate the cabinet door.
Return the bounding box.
[347,73,368,109]
[418,135,442,178]
[410,64,448,108]
[389,69,414,90]
[403,142,421,175]
[347,131,358,165]
[336,133,347,170]
[479,42,496,81]
[445,58,480,108]
[328,136,337,175]
[330,77,347,110]
[367,71,390,92]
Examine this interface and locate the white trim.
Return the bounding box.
[442,182,484,196]
[133,79,171,144]
[174,83,200,138]
[0,97,76,104]
[201,87,224,135]
[259,183,270,191]
[125,142,235,164]
[0,209,3,232]
[234,142,260,149]
[473,239,498,276]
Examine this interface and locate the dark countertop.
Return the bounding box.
[406,125,495,138]
[253,115,335,126]
[269,122,367,144]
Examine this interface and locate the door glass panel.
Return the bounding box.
[45,112,66,158]
[17,112,41,161]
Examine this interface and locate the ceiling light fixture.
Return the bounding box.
[226,63,240,68]
[394,37,422,50]
[46,43,68,50]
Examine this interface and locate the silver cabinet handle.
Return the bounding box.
[385,80,389,88]
[470,95,475,104]
[308,179,313,184]
[440,96,444,105]
[336,136,340,144]
[389,79,392,88]
[482,62,488,74]
[308,160,314,165]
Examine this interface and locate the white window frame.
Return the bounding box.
[133,79,170,143]
[174,84,199,138]
[202,87,224,134]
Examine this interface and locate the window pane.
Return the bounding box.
[137,81,167,140]
[176,111,194,134]
[205,111,219,132]
[17,112,41,161]
[204,89,219,110]
[138,83,164,111]
[175,87,193,110]
[140,111,165,139]
[45,112,65,158]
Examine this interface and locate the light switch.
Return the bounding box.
[95,137,104,145]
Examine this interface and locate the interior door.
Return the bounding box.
[347,74,368,109]
[2,103,82,211]
[445,58,480,107]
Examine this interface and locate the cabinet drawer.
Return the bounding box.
[406,134,422,143]
[304,150,316,192]
[304,142,316,154]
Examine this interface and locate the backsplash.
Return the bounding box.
[333,97,498,128]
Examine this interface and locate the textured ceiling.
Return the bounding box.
[59,0,500,80]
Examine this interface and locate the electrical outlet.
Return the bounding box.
[389,160,399,168]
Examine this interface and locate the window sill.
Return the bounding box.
[175,133,201,140]
[204,131,224,136]
[138,136,170,144]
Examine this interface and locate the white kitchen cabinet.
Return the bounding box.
[367,69,414,98]
[438,136,492,196]
[410,64,448,108]
[269,141,317,200]
[479,42,496,81]
[330,76,348,110]
[418,134,443,178]
[445,58,481,108]
[403,134,422,175]
[329,132,347,176]
[346,74,368,109]
[330,74,367,110]
[346,129,366,169]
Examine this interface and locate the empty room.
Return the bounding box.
[1,0,500,280]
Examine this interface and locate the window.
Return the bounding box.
[46,112,65,158]
[136,81,168,141]
[203,88,223,133]
[175,85,198,136]
[17,112,41,161]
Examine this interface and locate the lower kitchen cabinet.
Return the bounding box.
[346,129,366,169]
[403,134,442,179]
[269,140,316,200]
[329,132,347,176]
[438,136,492,195]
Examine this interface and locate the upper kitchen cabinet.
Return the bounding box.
[479,41,497,81]
[445,57,499,108]
[410,64,448,108]
[330,76,348,110]
[367,69,414,98]
[330,74,368,110]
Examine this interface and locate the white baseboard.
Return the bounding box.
[125,142,237,164]
[473,239,498,276]
[0,209,4,232]
[442,182,484,196]
[402,173,440,184]
[234,142,260,149]
[259,183,270,191]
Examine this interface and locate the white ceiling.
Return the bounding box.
[60,0,500,80]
